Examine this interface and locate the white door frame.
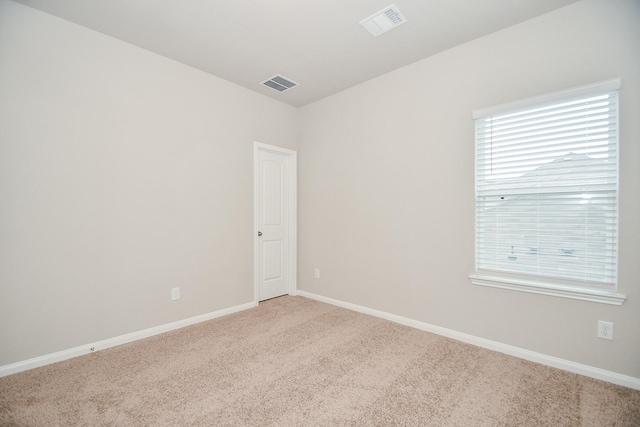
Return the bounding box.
[253,142,297,304]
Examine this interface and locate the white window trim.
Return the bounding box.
[470,78,625,305]
[470,274,626,305]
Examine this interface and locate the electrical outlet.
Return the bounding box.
[314,269,320,279]
[171,287,180,301]
[597,320,613,340]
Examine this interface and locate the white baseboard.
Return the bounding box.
[0,301,256,378]
[296,290,640,391]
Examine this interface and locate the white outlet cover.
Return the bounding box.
[597,320,613,340]
[171,287,180,300]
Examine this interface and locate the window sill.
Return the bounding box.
[469,274,626,305]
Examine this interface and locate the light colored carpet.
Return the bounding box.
[1,296,638,426]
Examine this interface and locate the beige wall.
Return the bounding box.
[298,0,640,377]
[0,0,298,366]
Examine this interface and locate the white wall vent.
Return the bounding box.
[360,4,407,37]
[261,75,300,93]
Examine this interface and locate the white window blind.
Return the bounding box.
[474,80,619,290]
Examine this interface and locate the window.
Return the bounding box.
[470,79,625,305]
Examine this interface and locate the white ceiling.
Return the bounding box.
[12,0,581,107]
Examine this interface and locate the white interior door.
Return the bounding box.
[255,143,296,302]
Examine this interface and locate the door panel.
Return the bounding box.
[263,160,283,226]
[263,241,283,281]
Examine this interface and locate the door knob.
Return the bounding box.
[258,231,262,236]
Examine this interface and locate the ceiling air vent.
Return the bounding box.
[360,4,407,37]
[261,75,299,93]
